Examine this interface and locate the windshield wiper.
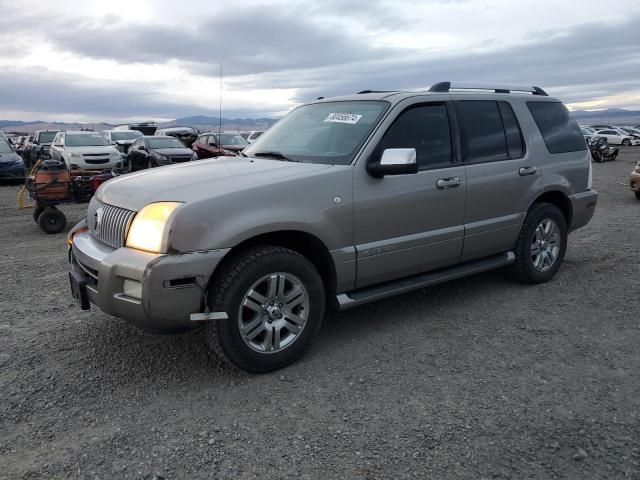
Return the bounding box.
[252,151,299,162]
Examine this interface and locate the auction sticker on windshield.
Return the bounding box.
[324,113,363,124]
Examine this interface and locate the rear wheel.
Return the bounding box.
[635,191,640,200]
[202,246,325,373]
[510,203,567,284]
[37,207,67,234]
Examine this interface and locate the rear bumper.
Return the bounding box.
[630,171,640,192]
[68,221,230,333]
[569,190,598,232]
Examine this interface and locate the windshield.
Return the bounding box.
[148,137,185,149]
[0,141,14,154]
[244,101,388,164]
[38,132,58,143]
[111,131,142,141]
[219,134,249,146]
[65,134,110,147]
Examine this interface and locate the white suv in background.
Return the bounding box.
[50,131,122,169]
[593,128,640,146]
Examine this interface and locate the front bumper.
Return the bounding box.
[68,221,230,333]
[568,190,598,232]
[0,164,26,179]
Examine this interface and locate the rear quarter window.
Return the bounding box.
[526,102,586,154]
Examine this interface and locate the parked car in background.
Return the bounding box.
[0,140,26,180]
[593,129,640,146]
[619,127,640,139]
[50,131,122,170]
[154,127,198,147]
[114,121,158,136]
[246,130,265,143]
[102,129,143,158]
[630,161,640,200]
[580,126,596,143]
[590,125,614,130]
[192,132,249,159]
[24,130,60,168]
[68,82,597,372]
[13,136,32,160]
[126,135,197,171]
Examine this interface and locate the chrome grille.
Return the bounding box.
[86,197,136,249]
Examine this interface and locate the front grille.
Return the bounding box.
[85,158,109,164]
[84,153,109,157]
[86,197,136,249]
[170,156,192,163]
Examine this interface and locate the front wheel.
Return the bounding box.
[203,246,325,373]
[622,139,631,147]
[510,203,567,284]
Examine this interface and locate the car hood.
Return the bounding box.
[66,146,118,155]
[98,157,332,211]
[152,147,194,156]
[0,152,22,163]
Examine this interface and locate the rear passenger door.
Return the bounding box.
[456,100,542,262]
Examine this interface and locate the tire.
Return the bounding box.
[147,159,154,169]
[202,246,325,373]
[32,205,45,223]
[510,203,567,284]
[37,207,67,234]
[635,191,640,201]
[127,158,135,173]
[622,139,631,147]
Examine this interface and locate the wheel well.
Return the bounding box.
[532,191,572,227]
[221,231,337,296]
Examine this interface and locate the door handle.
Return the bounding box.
[436,177,462,189]
[519,166,537,176]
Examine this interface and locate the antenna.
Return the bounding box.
[218,63,222,138]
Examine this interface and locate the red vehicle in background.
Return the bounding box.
[192,132,249,159]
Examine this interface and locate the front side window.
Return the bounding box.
[65,134,110,147]
[243,101,388,165]
[526,102,586,154]
[377,103,452,170]
[0,140,13,154]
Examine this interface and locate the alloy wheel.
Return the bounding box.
[531,218,561,272]
[238,272,310,353]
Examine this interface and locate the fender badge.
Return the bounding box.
[333,196,342,204]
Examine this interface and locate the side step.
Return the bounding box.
[337,251,515,310]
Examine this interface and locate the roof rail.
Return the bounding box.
[357,90,395,94]
[429,82,548,96]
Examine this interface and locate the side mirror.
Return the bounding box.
[367,148,418,178]
[138,145,146,151]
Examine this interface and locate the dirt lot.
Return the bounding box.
[1,149,639,480]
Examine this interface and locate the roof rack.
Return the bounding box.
[429,82,548,96]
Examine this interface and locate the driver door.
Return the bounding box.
[353,102,466,288]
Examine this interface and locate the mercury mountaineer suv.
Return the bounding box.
[68,82,598,373]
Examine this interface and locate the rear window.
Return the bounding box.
[526,102,586,153]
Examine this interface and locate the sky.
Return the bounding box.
[0,0,638,122]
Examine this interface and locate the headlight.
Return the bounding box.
[70,152,82,160]
[125,202,182,253]
[155,153,168,162]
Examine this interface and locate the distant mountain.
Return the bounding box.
[570,108,640,125]
[0,116,278,134]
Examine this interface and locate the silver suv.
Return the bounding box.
[68,82,597,372]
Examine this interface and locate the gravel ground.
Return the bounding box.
[1,149,639,480]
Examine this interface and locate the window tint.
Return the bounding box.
[378,104,452,170]
[526,102,586,153]
[498,102,524,158]
[455,100,507,162]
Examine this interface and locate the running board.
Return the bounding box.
[337,251,515,310]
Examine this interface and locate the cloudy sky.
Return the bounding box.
[0,0,639,122]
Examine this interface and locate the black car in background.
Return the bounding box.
[24,130,60,168]
[126,136,197,172]
[0,140,26,180]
